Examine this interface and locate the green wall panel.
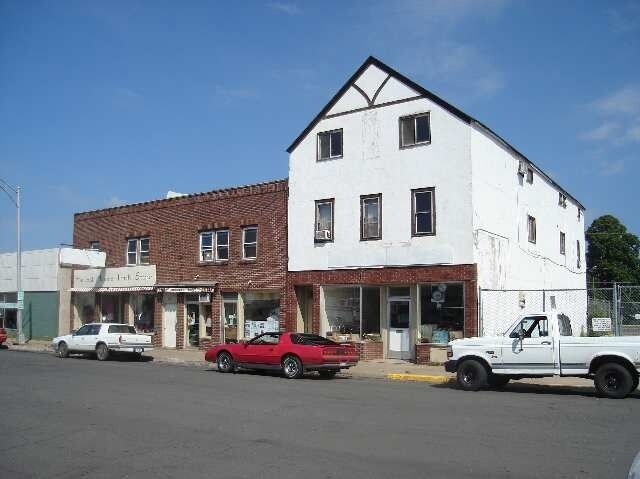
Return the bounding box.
[22,292,59,340]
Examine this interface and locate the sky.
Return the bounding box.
[0,0,639,252]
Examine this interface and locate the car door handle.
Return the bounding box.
[541,341,551,345]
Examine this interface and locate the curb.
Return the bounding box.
[386,373,454,384]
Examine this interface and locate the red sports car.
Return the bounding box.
[205,332,359,379]
[0,327,6,346]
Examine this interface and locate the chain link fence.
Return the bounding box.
[479,285,639,337]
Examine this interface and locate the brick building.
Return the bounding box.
[71,179,287,350]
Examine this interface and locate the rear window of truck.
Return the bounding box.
[108,325,136,334]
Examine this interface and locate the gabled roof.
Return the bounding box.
[286,56,584,210]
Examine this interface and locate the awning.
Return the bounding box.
[70,286,156,293]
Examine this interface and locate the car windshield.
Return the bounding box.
[108,325,136,334]
[291,334,337,345]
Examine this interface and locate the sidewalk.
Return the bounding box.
[5,340,595,388]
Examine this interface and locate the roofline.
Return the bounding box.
[286,56,585,210]
[74,178,288,217]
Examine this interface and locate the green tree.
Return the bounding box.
[586,215,640,284]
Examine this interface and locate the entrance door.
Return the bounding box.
[388,299,411,360]
[185,303,200,347]
[500,315,555,374]
[163,293,177,348]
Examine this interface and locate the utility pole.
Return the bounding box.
[0,178,23,344]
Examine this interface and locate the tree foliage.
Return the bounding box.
[586,215,640,284]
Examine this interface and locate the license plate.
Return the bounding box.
[134,347,143,353]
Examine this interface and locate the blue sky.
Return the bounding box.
[1,0,639,252]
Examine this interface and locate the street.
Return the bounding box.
[1,350,639,479]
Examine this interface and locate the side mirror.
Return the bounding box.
[518,329,525,341]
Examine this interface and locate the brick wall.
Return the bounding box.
[73,180,288,347]
[355,341,384,361]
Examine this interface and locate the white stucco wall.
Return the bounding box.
[470,125,587,291]
[0,249,61,292]
[288,65,474,271]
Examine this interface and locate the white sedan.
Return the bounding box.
[52,323,153,361]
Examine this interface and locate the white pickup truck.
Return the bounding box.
[445,312,640,398]
[52,323,153,361]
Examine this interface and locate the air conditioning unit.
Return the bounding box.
[198,293,211,303]
[315,229,331,241]
[517,159,527,176]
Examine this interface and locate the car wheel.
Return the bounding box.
[282,355,303,379]
[318,369,338,379]
[456,359,488,391]
[133,352,143,361]
[594,363,634,399]
[57,342,69,358]
[217,352,234,373]
[487,373,510,389]
[632,374,639,392]
[96,343,110,361]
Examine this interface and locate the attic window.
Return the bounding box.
[400,113,431,148]
[526,167,534,184]
[318,129,343,161]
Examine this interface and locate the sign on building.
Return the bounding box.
[73,265,156,289]
[591,317,612,332]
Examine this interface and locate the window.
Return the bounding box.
[420,283,464,343]
[242,226,257,259]
[131,294,155,333]
[291,334,337,345]
[199,230,229,262]
[108,325,136,334]
[510,316,548,339]
[559,314,573,336]
[317,129,343,160]
[243,292,279,338]
[315,199,334,242]
[249,332,280,345]
[360,194,381,240]
[412,188,435,236]
[558,192,567,208]
[89,241,100,250]
[127,237,150,265]
[577,208,582,221]
[400,113,431,148]
[577,240,581,269]
[560,231,566,255]
[526,167,534,184]
[322,286,381,342]
[527,215,536,243]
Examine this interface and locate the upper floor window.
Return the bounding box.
[400,113,431,148]
[527,216,536,244]
[89,241,100,250]
[577,240,581,269]
[360,194,381,241]
[242,226,257,260]
[127,237,149,265]
[577,208,582,221]
[317,129,343,161]
[200,230,229,262]
[560,231,566,255]
[315,199,334,242]
[526,167,534,184]
[558,192,567,208]
[411,188,435,236]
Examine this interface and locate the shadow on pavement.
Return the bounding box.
[432,381,640,399]
[63,353,154,363]
[205,367,351,381]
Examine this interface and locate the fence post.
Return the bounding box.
[612,282,619,336]
[542,290,546,312]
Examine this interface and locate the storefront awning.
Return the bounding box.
[70,286,156,293]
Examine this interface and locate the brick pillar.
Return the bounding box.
[312,284,321,335]
[210,291,221,345]
[282,283,295,333]
[176,293,185,349]
[152,293,163,348]
[464,279,478,338]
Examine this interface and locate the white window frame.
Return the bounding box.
[199,230,230,262]
[412,188,435,236]
[400,112,431,148]
[199,231,214,262]
[360,194,382,241]
[317,129,343,161]
[126,237,150,266]
[242,226,258,260]
[315,199,334,242]
[215,230,229,261]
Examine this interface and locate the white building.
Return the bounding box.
[286,57,586,362]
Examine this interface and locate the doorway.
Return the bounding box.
[295,286,312,334]
[162,293,177,348]
[388,296,411,360]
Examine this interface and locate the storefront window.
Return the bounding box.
[222,293,238,343]
[101,294,125,323]
[131,294,155,333]
[186,299,200,347]
[420,283,464,344]
[324,287,360,341]
[243,293,279,338]
[0,293,17,329]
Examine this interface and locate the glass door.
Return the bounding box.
[388,299,411,359]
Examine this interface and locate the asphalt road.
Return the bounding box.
[1,350,639,479]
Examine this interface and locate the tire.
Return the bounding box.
[133,352,143,361]
[96,343,110,361]
[282,355,303,379]
[217,352,234,373]
[56,341,69,358]
[318,369,338,379]
[632,374,639,393]
[457,359,489,391]
[594,363,634,399]
[487,374,510,389]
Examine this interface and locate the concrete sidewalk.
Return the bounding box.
[5,340,596,388]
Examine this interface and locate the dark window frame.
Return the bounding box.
[399,112,431,149]
[89,241,100,250]
[577,240,581,269]
[527,216,536,244]
[560,231,566,255]
[314,198,335,243]
[360,193,382,241]
[317,128,343,161]
[411,187,436,237]
[526,167,534,184]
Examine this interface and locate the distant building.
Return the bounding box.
[0,248,104,340]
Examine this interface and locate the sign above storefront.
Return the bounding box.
[157,287,215,293]
[74,265,156,289]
